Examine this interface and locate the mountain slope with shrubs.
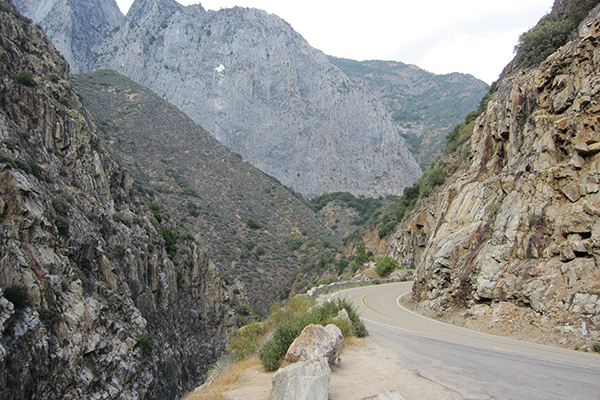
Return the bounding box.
[328,57,489,168]
[71,69,343,311]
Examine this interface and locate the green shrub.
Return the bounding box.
[259,317,307,371]
[337,259,349,275]
[254,246,266,259]
[354,237,368,264]
[593,342,600,353]
[112,243,125,258]
[378,219,398,239]
[528,212,543,228]
[514,0,600,68]
[55,215,69,236]
[150,202,164,222]
[229,321,269,360]
[257,297,367,371]
[39,306,60,329]
[285,236,303,251]
[425,166,446,188]
[16,70,36,86]
[486,202,502,215]
[2,139,16,151]
[187,202,201,217]
[162,228,179,257]
[52,198,69,216]
[0,152,16,168]
[246,218,262,229]
[375,256,397,278]
[137,333,153,354]
[3,285,28,307]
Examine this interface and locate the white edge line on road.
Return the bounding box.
[364,314,600,372]
[394,290,600,361]
[327,282,600,370]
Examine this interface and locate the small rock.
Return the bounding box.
[363,389,408,400]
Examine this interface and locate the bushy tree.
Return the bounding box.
[375,256,397,278]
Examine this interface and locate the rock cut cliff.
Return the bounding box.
[389,3,600,343]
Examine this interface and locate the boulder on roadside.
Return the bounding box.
[286,323,344,366]
[271,358,331,400]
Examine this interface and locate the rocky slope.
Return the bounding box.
[0,1,234,398]
[388,2,600,344]
[17,0,423,198]
[70,68,343,311]
[328,57,489,168]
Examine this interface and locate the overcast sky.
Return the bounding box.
[115,0,554,84]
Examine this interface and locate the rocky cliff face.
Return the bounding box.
[0,1,234,398]
[389,4,600,341]
[12,0,124,73]
[17,0,422,198]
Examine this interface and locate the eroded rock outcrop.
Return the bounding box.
[0,1,234,398]
[389,5,600,332]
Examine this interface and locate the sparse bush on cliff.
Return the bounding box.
[16,70,36,86]
[137,333,153,355]
[3,285,28,307]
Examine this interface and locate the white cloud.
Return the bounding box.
[414,29,526,83]
[115,0,554,82]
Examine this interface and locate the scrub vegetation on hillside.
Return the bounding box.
[514,0,600,68]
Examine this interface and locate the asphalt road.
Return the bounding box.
[333,281,600,400]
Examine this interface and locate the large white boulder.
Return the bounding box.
[286,323,343,366]
[271,358,331,400]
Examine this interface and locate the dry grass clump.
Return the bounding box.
[183,356,261,400]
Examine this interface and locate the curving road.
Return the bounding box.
[332,282,600,400]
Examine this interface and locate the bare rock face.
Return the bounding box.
[286,323,344,366]
[271,358,331,400]
[0,2,233,399]
[12,0,124,73]
[97,1,422,198]
[389,5,600,330]
[17,0,422,198]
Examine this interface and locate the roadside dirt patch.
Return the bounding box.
[187,338,462,400]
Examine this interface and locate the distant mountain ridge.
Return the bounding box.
[93,0,423,198]
[14,0,457,198]
[328,57,489,168]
